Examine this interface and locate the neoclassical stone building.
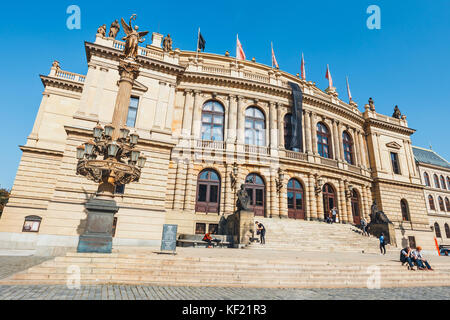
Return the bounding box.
[0,29,435,254]
[413,146,450,247]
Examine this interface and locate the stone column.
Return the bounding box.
[236,96,245,144]
[181,89,194,137]
[269,169,276,218]
[191,90,203,139]
[269,102,278,149]
[316,176,323,220]
[278,174,288,218]
[345,182,352,223]
[332,120,340,161]
[304,111,312,154]
[359,131,368,169]
[307,173,316,220]
[183,161,195,211]
[361,186,368,220]
[356,130,365,168]
[277,103,284,148]
[111,60,140,140]
[224,163,235,215]
[311,113,318,155]
[164,84,176,131]
[338,180,347,223]
[351,128,360,167]
[337,122,345,161]
[173,160,187,210]
[227,95,237,143]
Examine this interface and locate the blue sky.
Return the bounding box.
[0,0,449,189]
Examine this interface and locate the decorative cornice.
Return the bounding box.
[365,118,416,136]
[39,75,84,93]
[19,145,64,156]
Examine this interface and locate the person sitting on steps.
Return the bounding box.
[400,246,415,270]
[411,246,433,271]
[202,231,221,248]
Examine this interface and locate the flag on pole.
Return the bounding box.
[300,53,306,80]
[325,64,333,88]
[271,42,279,69]
[236,34,246,60]
[197,29,206,52]
[346,76,352,102]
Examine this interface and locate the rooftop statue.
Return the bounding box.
[97,24,106,37]
[236,184,250,211]
[162,34,173,52]
[109,19,120,39]
[392,105,402,119]
[121,14,149,60]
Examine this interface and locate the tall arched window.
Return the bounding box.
[447,177,450,190]
[440,176,447,190]
[284,113,293,150]
[342,131,354,165]
[434,174,440,188]
[245,107,265,146]
[434,222,442,238]
[245,173,266,216]
[445,197,450,212]
[445,223,450,238]
[287,178,305,220]
[438,196,446,211]
[317,122,332,159]
[401,199,410,222]
[195,169,221,213]
[322,183,336,220]
[201,100,224,141]
[423,172,431,187]
[429,195,436,210]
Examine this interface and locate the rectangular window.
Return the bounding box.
[195,223,206,234]
[126,97,139,128]
[390,152,401,174]
[208,224,218,234]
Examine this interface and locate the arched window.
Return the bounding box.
[447,177,450,190]
[284,113,293,150]
[440,176,446,190]
[401,199,410,222]
[351,190,361,225]
[245,173,266,216]
[195,169,221,213]
[287,178,305,220]
[201,100,224,141]
[245,107,265,146]
[342,131,354,165]
[438,196,446,212]
[428,195,436,211]
[434,222,442,238]
[322,183,336,220]
[445,197,450,212]
[423,172,430,187]
[434,174,440,188]
[317,122,332,159]
[445,223,450,238]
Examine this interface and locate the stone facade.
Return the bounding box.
[413,146,450,248]
[0,31,436,254]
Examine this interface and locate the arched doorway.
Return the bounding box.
[351,190,361,225]
[195,169,221,213]
[245,173,265,216]
[322,183,336,220]
[287,178,305,220]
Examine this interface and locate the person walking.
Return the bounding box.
[360,218,368,236]
[379,233,386,255]
[331,207,338,223]
[255,221,266,245]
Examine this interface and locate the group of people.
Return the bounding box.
[202,221,266,248]
[325,207,339,224]
[400,246,433,271]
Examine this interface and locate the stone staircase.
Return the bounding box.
[2,248,450,288]
[248,218,389,253]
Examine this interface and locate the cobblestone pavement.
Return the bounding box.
[0,256,50,280]
[0,285,450,300]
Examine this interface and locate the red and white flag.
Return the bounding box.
[236,34,246,60]
[325,64,333,88]
[271,42,279,69]
[346,76,352,102]
[300,53,306,80]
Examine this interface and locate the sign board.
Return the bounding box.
[160,224,178,253]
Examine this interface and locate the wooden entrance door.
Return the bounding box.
[245,173,265,217]
[322,183,336,220]
[287,179,305,219]
[351,190,361,225]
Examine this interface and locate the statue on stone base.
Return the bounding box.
[109,20,120,38]
[236,184,250,211]
[121,14,149,60]
[369,200,391,225]
[392,105,402,119]
[162,34,173,52]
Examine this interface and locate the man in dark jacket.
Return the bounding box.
[255,221,266,245]
[400,247,415,270]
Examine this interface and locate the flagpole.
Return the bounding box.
[271,42,273,69]
[236,34,238,65]
[196,28,200,61]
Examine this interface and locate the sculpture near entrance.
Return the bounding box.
[367,200,397,246]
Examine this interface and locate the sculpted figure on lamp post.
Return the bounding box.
[121,14,149,60]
